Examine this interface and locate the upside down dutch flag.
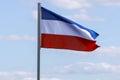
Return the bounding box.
[41,7,99,51]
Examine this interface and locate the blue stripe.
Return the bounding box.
[41,7,99,39]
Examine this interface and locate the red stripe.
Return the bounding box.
[41,34,99,51]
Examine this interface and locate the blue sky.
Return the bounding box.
[0,0,120,80]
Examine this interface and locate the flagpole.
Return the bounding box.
[37,2,41,80]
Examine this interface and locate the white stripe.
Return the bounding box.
[41,20,94,40]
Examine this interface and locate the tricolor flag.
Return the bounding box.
[41,7,99,51]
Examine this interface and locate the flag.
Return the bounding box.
[41,7,99,51]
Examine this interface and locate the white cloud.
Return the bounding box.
[96,0,120,6]
[66,11,105,22]
[0,72,15,80]
[41,77,61,80]
[51,0,120,9]
[57,62,120,74]
[94,46,120,56]
[0,71,35,80]
[23,77,36,80]
[0,35,36,41]
[51,0,92,9]
[72,46,120,56]
[13,71,32,77]
[95,79,101,80]
[32,10,37,20]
